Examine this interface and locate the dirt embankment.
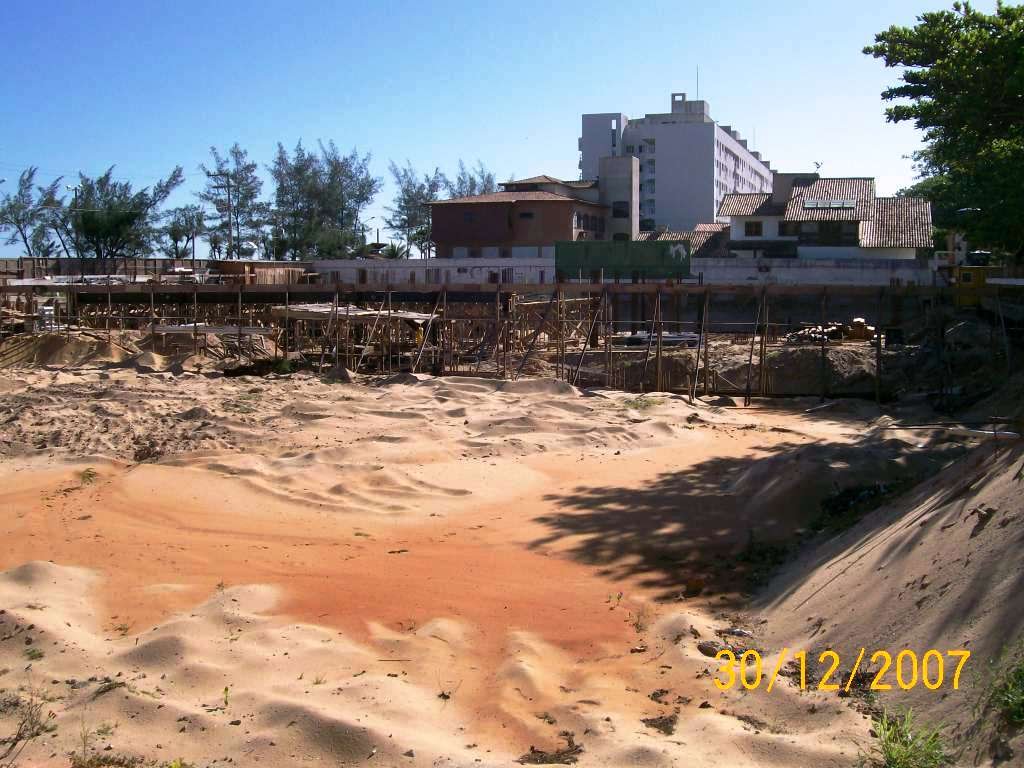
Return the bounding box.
[758,440,1024,764]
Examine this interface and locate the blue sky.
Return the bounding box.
[0,0,978,258]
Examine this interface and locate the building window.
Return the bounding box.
[625,144,634,153]
[612,201,629,218]
[647,180,655,194]
[745,221,763,237]
[518,211,535,219]
[779,221,800,237]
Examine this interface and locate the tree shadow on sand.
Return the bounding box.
[532,432,968,604]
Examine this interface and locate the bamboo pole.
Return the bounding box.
[744,289,764,407]
[655,292,663,392]
[875,289,884,404]
[689,289,708,403]
[514,290,556,381]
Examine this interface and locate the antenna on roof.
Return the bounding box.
[813,161,823,172]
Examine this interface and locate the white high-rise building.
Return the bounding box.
[579,93,772,231]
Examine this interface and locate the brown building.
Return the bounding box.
[429,158,640,259]
[430,190,609,259]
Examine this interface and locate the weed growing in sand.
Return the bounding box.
[79,467,98,485]
[222,687,230,709]
[0,683,57,768]
[734,532,791,590]
[628,603,651,634]
[866,710,948,768]
[621,397,661,411]
[990,650,1024,726]
[22,647,43,662]
[272,359,293,375]
[313,675,326,686]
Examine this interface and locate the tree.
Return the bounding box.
[65,166,184,273]
[0,168,62,268]
[384,161,446,257]
[444,160,497,198]
[198,144,267,259]
[268,140,381,260]
[865,2,1024,259]
[381,242,410,260]
[163,205,205,261]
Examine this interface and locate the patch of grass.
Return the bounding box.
[991,652,1024,726]
[272,358,293,375]
[866,710,948,768]
[79,467,98,485]
[810,481,911,537]
[23,647,44,662]
[70,754,145,768]
[621,396,661,411]
[312,675,326,686]
[734,532,791,590]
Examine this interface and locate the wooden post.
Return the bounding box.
[191,286,198,357]
[237,285,243,361]
[759,290,769,397]
[604,292,612,387]
[744,290,764,407]
[655,292,663,392]
[819,288,828,401]
[702,290,711,396]
[690,288,708,403]
[334,287,341,370]
[996,288,1012,376]
[284,289,290,360]
[875,289,883,404]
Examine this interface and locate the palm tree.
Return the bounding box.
[381,242,410,260]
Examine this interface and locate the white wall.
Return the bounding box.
[693,256,934,286]
[313,256,555,286]
[580,113,626,179]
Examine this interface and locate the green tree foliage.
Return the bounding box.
[444,159,496,198]
[384,161,446,257]
[163,205,205,260]
[198,143,267,258]
[0,168,62,263]
[865,2,1024,258]
[66,166,184,273]
[268,141,381,260]
[381,242,410,260]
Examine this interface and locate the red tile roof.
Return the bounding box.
[717,176,931,249]
[430,191,605,206]
[784,177,875,221]
[860,197,933,248]
[634,224,728,257]
[717,194,783,217]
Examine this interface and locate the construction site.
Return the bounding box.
[1,272,1023,768]
[2,276,1021,404]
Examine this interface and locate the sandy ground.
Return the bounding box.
[0,356,1002,767]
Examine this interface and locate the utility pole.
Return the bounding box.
[66,185,83,279]
[206,171,233,259]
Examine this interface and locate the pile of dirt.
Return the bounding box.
[759,439,1024,764]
